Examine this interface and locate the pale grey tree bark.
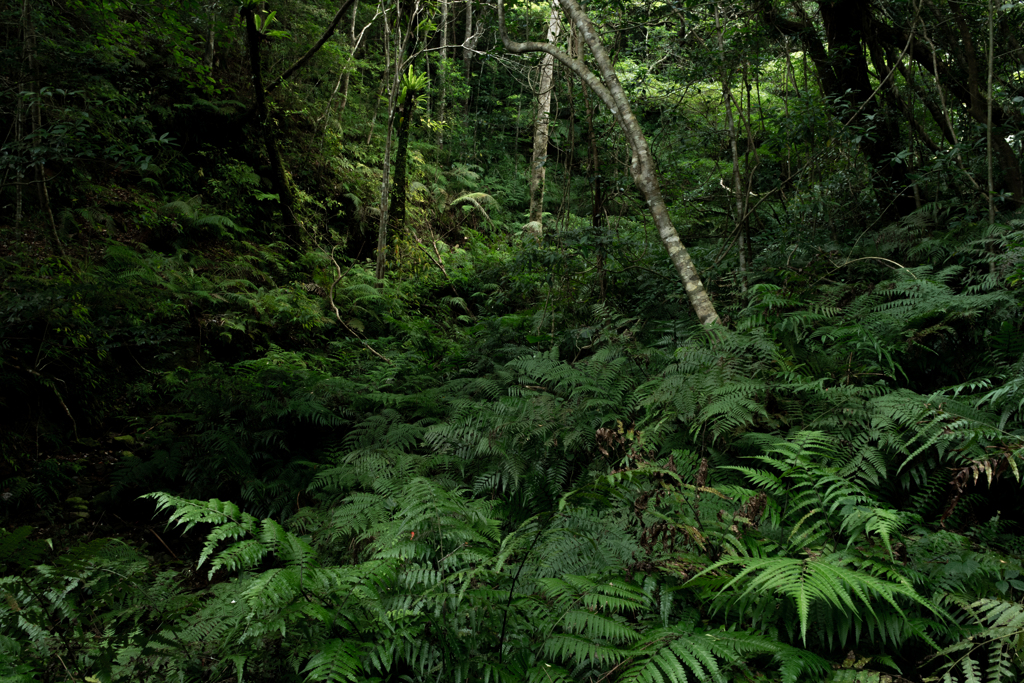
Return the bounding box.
[463,0,473,76]
[438,0,448,146]
[498,0,719,325]
[528,1,562,227]
[340,0,359,112]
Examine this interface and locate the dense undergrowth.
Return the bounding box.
[3,0,1024,681]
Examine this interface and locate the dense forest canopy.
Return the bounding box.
[2,0,1024,680]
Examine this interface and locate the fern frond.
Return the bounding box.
[694,554,939,646]
[303,639,365,682]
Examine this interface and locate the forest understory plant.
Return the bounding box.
[4,0,1024,680]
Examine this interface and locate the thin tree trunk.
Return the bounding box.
[319,2,376,129]
[583,81,604,232]
[13,0,28,228]
[499,0,718,324]
[585,88,606,301]
[986,0,995,226]
[375,0,421,279]
[918,24,981,192]
[717,5,745,294]
[265,0,359,95]
[22,0,63,255]
[390,85,420,235]
[366,74,388,145]
[340,0,359,111]
[463,0,473,77]
[743,59,759,270]
[203,10,216,68]
[376,118,396,278]
[319,3,376,132]
[377,4,401,280]
[949,0,1023,205]
[39,167,60,253]
[438,0,448,146]
[528,0,562,227]
[14,124,23,227]
[243,7,301,245]
[986,0,996,273]
[461,0,478,116]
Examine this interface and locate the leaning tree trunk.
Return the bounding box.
[265,0,358,95]
[243,7,301,246]
[498,0,719,325]
[528,0,562,226]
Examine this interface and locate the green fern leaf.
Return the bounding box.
[304,639,365,682]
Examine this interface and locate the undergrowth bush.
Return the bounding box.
[6,237,1024,681]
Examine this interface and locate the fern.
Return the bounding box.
[451,192,498,228]
[160,195,243,237]
[693,552,941,646]
[304,639,367,682]
[927,598,1024,682]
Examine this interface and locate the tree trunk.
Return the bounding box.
[716,4,746,294]
[203,10,216,68]
[946,1,1022,205]
[390,87,420,235]
[817,0,911,214]
[14,97,23,227]
[13,0,28,229]
[757,0,1023,208]
[21,0,63,255]
[319,1,371,131]
[986,0,996,227]
[243,7,301,246]
[528,1,562,226]
[375,0,421,279]
[584,91,603,228]
[265,0,359,95]
[756,0,909,209]
[498,0,719,325]
[438,0,448,146]
[462,0,477,115]
[587,94,606,301]
[463,0,473,77]
[375,114,395,279]
[340,0,359,112]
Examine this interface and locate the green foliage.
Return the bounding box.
[3,0,1024,680]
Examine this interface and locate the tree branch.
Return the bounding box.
[497,0,616,113]
[266,0,359,95]
[326,247,391,364]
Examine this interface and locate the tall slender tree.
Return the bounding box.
[716,4,746,293]
[498,0,719,324]
[390,68,427,237]
[241,2,301,245]
[437,0,448,146]
[375,0,426,279]
[527,0,562,229]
